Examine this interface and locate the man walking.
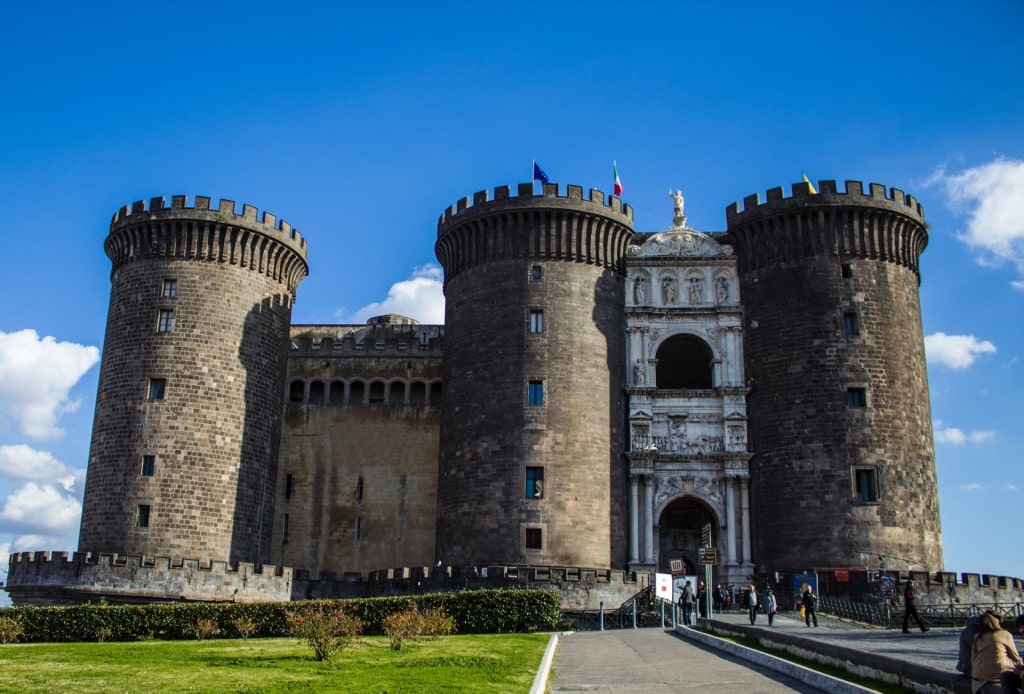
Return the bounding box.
[902,579,929,633]
[802,586,818,627]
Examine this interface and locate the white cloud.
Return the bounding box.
[927,158,1024,288]
[0,445,84,491]
[960,483,984,493]
[1005,484,1018,492]
[0,330,99,440]
[348,264,445,325]
[0,482,82,533]
[933,420,996,446]
[925,332,996,370]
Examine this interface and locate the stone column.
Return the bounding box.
[644,476,655,564]
[740,477,751,563]
[726,477,737,564]
[629,475,640,564]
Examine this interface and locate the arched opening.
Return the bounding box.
[657,496,716,575]
[328,380,345,405]
[349,380,365,405]
[369,380,386,403]
[429,381,443,405]
[390,380,407,405]
[308,380,325,405]
[410,381,427,405]
[655,335,714,389]
[288,379,305,403]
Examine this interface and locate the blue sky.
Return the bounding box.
[1,2,1022,591]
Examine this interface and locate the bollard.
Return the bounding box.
[599,601,605,631]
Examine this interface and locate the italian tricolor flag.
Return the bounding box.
[613,162,624,197]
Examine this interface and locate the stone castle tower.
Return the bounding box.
[77,196,308,566]
[433,183,635,567]
[724,180,942,572]
[8,178,953,606]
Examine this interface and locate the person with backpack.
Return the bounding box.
[802,586,819,627]
[678,580,695,626]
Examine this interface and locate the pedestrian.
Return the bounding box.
[764,588,778,626]
[679,580,695,626]
[902,579,929,633]
[802,585,818,627]
[957,615,981,676]
[713,584,726,614]
[971,610,1021,693]
[746,584,759,625]
[997,615,1024,692]
[697,581,708,619]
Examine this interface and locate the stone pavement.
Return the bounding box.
[536,609,988,693]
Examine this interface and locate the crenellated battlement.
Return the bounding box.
[6,551,292,606]
[724,179,929,278]
[438,182,633,230]
[112,195,307,252]
[288,322,444,357]
[726,180,925,224]
[104,194,309,293]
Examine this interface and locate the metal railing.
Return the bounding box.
[820,595,1024,629]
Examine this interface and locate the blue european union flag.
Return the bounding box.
[533,162,549,184]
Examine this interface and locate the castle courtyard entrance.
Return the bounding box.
[657,496,715,576]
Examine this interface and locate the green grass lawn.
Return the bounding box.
[0,633,551,693]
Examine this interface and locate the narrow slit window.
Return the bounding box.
[148,378,166,400]
[282,513,289,543]
[854,468,878,502]
[530,310,544,333]
[356,476,364,503]
[157,309,174,333]
[528,381,544,406]
[525,528,542,550]
[843,312,859,337]
[526,467,544,499]
[355,516,362,541]
[285,474,295,500]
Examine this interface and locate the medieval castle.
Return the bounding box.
[8,177,974,608]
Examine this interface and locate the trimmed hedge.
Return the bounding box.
[4,589,561,643]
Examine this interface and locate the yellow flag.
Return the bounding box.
[802,173,817,194]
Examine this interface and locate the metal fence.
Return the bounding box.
[820,595,1024,629]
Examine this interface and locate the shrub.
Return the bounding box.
[231,615,259,639]
[0,614,23,644]
[287,603,363,662]
[183,618,218,641]
[420,604,456,641]
[382,602,457,650]
[94,626,113,642]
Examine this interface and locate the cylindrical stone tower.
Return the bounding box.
[434,182,634,568]
[724,180,942,573]
[78,195,308,566]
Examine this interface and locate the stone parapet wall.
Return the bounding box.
[5,551,292,606]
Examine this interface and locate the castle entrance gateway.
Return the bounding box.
[624,191,754,587]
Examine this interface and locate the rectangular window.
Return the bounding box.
[843,312,859,337]
[841,263,853,278]
[282,513,289,543]
[157,309,174,333]
[525,528,543,550]
[162,279,177,298]
[847,388,867,408]
[528,381,544,406]
[148,378,166,400]
[285,474,295,500]
[531,265,543,280]
[135,504,151,528]
[141,455,155,476]
[526,467,544,499]
[854,468,878,502]
[530,310,544,333]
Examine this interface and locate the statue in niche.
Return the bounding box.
[633,358,646,385]
[716,277,728,304]
[661,276,677,304]
[688,277,703,305]
[634,276,648,304]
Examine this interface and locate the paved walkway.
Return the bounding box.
[541,609,988,693]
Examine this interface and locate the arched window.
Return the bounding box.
[369,380,386,403]
[655,335,714,389]
[390,380,407,405]
[429,381,443,405]
[308,380,325,405]
[410,381,427,405]
[328,380,346,405]
[349,380,365,405]
[288,379,305,403]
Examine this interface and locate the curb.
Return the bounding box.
[530,633,560,694]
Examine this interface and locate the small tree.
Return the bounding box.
[382,602,457,650]
[184,618,219,641]
[287,604,363,662]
